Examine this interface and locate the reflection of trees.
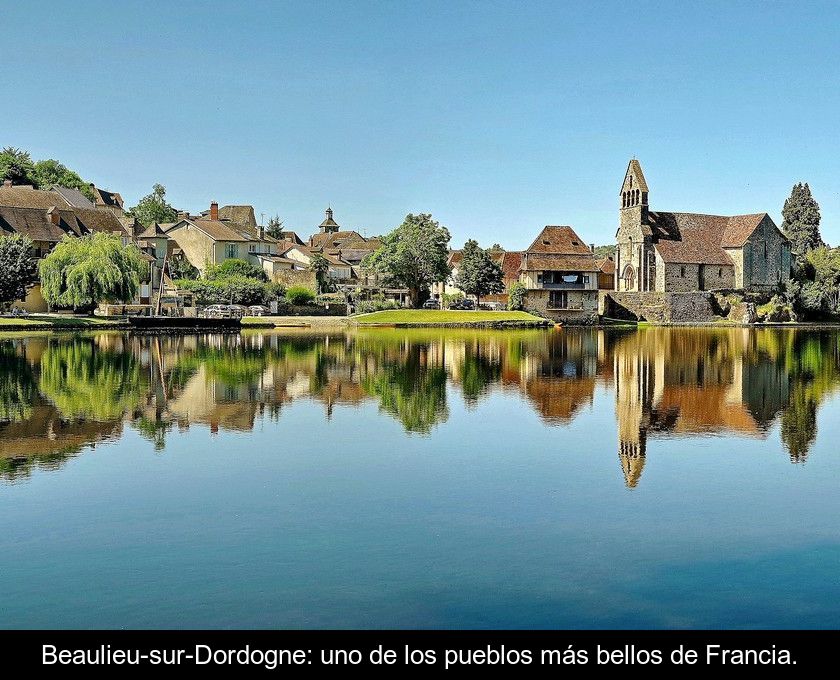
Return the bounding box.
[38,339,148,420]
[460,346,502,403]
[776,332,840,462]
[361,342,449,434]
[0,341,37,423]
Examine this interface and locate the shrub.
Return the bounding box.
[175,275,269,306]
[205,258,267,282]
[285,285,316,306]
[507,282,526,311]
[442,291,464,309]
[355,298,401,314]
[756,295,797,323]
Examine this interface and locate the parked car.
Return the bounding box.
[450,299,475,310]
[247,305,270,316]
[203,304,228,318]
[228,304,247,318]
[422,299,440,309]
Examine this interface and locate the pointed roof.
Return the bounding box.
[319,207,340,231]
[621,159,649,193]
[139,222,169,239]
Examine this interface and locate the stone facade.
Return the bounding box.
[602,291,719,324]
[526,288,598,323]
[614,160,790,294]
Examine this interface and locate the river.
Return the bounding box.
[1,327,838,628]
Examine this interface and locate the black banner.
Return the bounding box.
[9,630,839,674]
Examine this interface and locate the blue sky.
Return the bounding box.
[4,1,839,248]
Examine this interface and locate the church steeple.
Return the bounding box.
[620,159,649,210]
[318,206,340,233]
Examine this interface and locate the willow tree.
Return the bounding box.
[39,233,148,311]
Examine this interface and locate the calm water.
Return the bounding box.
[1,327,839,629]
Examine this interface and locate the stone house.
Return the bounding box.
[0,184,131,311]
[520,226,600,322]
[163,202,277,275]
[89,183,125,217]
[615,159,791,293]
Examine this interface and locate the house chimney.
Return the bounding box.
[590,243,595,253]
[210,201,219,221]
[259,225,265,241]
[177,210,189,221]
[47,206,60,226]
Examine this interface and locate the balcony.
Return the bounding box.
[540,281,586,290]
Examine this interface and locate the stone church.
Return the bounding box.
[614,160,791,293]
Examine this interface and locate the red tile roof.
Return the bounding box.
[526,226,593,255]
[648,211,772,265]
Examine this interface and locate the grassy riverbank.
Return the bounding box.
[351,310,550,327]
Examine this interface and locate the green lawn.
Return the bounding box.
[353,309,549,326]
[0,314,128,328]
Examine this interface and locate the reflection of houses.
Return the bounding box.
[613,329,791,487]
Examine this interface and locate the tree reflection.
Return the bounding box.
[1,326,840,483]
[38,338,148,420]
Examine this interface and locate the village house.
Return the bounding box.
[615,159,791,293]
[163,201,278,275]
[520,225,600,322]
[0,182,131,310]
[431,247,522,307]
[89,183,125,217]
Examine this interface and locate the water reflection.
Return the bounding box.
[1,327,838,484]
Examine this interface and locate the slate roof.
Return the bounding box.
[647,212,771,265]
[91,185,124,209]
[49,185,95,208]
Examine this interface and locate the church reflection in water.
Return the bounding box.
[1,326,838,484]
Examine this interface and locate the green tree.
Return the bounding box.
[0,234,39,306]
[507,281,527,311]
[782,182,823,258]
[266,214,286,240]
[593,245,615,259]
[309,253,331,293]
[31,159,94,200]
[39,233,148,311]
[455,239,504,305]
[167,255,199,280]
[0,147,36,185]
[205,258,268,282]
[362,213,451,307]
[127,183,178,227]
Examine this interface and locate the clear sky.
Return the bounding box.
[4,0,839,248]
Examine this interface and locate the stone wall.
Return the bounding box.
[601,291,719,323]
[273,269,317,289]
[742,216,791,291]
[661,262,735,292]
[525,289,598,323]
